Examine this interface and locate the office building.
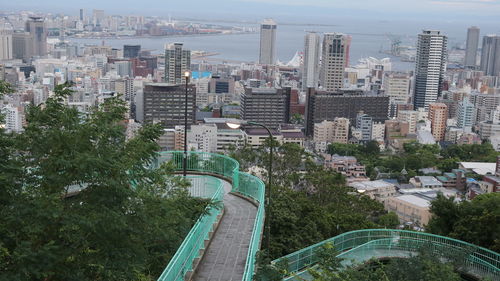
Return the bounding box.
[187,124,218,153]
[92,9,105,26]
[259,19,277,65]
[0,29,12,60]
[413,30,447,110]
[12,31,31,61]
[302,32,321,90]
[164,43,191,84]
[480,35,500,76]
[305,89,389,136]
[320,33,348,91]
[25,17,47,57]
[464,26,480,68]
[383,72,411,117]
[428,103,448,141]
[470,93,500,123]
[124,45,141,58]
[142,83,196,128]
[209,75,235,94]
[240,87,290,130]
[79,9,84,21]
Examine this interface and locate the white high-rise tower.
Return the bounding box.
[259,19,277,65]
[413,30,447,110]
[302,32,321,90]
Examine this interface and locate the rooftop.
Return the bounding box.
[459,162,496,175]
[350,180,395,191]
[416,176,443,186]
[395,194,431,208]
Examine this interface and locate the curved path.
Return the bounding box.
[193,181,257,281]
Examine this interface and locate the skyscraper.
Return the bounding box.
[164,43,191,84]
[25,17,47,57]
[413,30,447,110]
[259,19,277,65]
[0,29,12,60]
[480,35,500,76]
[240,87,290,130]
[464,26,480,68]
[302,32,321,90]
[92,9,105,27]
[79,9,84,21]
[320,33,348,91]
[124,44,141,58]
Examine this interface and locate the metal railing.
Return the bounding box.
[155,151,265,281]
[273,229,500,280]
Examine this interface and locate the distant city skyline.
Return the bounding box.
[2,0,500,23]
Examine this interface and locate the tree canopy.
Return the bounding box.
[0,83,208,280]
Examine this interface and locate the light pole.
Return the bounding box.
[226,119,273,252]
[183,71,190,177]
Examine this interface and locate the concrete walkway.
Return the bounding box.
[193,181,257,281]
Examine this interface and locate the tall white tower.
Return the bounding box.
[0,29,12,60]
[413,30,447,110]
[259,19,277,65]
[302,32,321,90]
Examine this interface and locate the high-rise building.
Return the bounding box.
[92,9,105,26]
[0,29,12,60]
[383,72,411,117]
[240,87,290,130]
[164,43,191,84]
[428,103,448,141]
[320,33,348,91]
[413,30,447,110]
[305,89,389,136]
[356,113,373,142]
[480,35,500,76]
[456,99,475,132]
[25,17,47,57]
[123,45,141,58]
[79,9,84,21]
[12,31,31,61]
[464,26,480,68]
[142,83,196,128]
[259,19,277,65]
[302,32,321,90]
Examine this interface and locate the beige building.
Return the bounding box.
[397,110,418,134]
[385,195,431,226]
[245,129,283,148]
[320,33,348,91]
[429,103,448,141]
[383,72,411,105]
[313,118,350,144]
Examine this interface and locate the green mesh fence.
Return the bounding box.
[155,151,265,281]
[274,229,500,281]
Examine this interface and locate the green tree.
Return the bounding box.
[0,83,209,280]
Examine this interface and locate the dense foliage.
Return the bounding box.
[0,83,208,280]
[307,243,465,281]
[229,142,399,260]
[328,141,499,179]
[427,193,500,252]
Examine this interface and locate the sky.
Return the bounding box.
[1,0,500,23]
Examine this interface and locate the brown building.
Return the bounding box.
[429,103,448,141]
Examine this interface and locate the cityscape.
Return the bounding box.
[0,2,499,281]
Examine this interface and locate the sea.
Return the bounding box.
[69,19,500,72]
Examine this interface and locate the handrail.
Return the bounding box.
[273,229,500,280]
[157,176,224,281]
[155,151,265,281]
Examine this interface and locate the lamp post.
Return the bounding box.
[226,119,273,252]
[183,71,190,177]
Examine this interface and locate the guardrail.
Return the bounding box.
[273,229,500,280]
[154,151,265,281]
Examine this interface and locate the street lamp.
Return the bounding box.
[226,119,273,252]
[183,71,190,177]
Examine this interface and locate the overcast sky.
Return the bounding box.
[2,0,499,23]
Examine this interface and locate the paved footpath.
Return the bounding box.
[193,181,257,281]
